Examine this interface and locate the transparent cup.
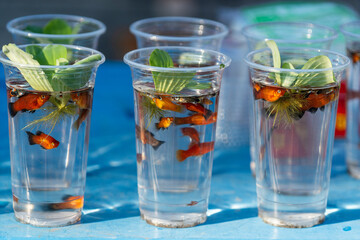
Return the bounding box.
[124,46,231,228]
[129,16,228,50]
[340,21,360,178]
[242,22,338,176]
[0,44,105,227]
[245,47,349,228]
[7,14,106,49]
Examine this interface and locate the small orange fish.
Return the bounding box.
[73,109,90,130]
[175,113,217,126]
[181,127,200,143]
[135,125,165,150]
[187,201,199,206]
[176,141,215,162]
[153,97,182,112]
[13,194,18,203]
[156,117,174,130]
[50,196,84,210]
[71,92,91,109]
[181,103,212,119]
[202,98,213,105]
[302,92,336,111]
[253,83,286,102]
[26,131,60,150]
[352,52,360,63]
[9,93,50,117]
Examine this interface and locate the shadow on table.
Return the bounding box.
[81,203,140,224]
[321,208,360,226]
[203,206,258,226]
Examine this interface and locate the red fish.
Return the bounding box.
[175,113,217,126]
[181,127,200,143]
[181,103,212,119]
[156,117,174,130]
[301,92,336,111]
[153,97,182,112]
[202,98,213,105]
[9,93,50,117]
[135,125,164,150]
[351,52,360,63]
[50,196,84,210]
[176,141,215,162]
[253,83,286,102]
[26,131,60,150]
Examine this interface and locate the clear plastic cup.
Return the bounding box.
[242,22,338,176]
[7,14,106,49]
[0,44,105,227]
[130,16,228,50]
[340,21,360,178]
[124,46,231,228]
[245,47,349,228]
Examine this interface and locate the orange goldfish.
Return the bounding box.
[26,131,60,150]
[301,92,336,111]
[50,196,84,210]
[351,52,360,63]
[176,141,215,162]
[202,98,213,105]
[153,97,182,112]
[175,113,217,126]
[71,92,91,109]
[9,93,50,117]
[156,117,174,130]
[135,125,164,150]
[253,83,286,102]
[181,103,212,119]
[181,127,200,143]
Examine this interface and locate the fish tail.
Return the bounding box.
[26,131,36,145]
[176,150,187,162]
[152,140,165,151]
[204,109,213,120]
[8,103,18,117]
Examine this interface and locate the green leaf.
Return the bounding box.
[2,44,53,91]
[186,81,211,90]
[52,54,102,90]
[294,55,335,87]
[24,25,44,33]
[283,58,308,69]
[149,49,174,68]
[265,40,281,85]
[43,19,72,35]
[42,45,68,66]
[280,62,298,87]
[25,45,48,65]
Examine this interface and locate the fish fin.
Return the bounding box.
[204,109,213,120]
[29,110,36,114]
[73,119,81,130]
[320,106,325,111]
[152,140,165,151]
[8,103,17,117]
[26,131,36,145]
[176,150,186,162]
[40,145,49,150]
[36,130,44,136]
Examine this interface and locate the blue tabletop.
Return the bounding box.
[0,61,359,239]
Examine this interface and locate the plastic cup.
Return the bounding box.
[242,22,338,176]
[7,14,106,49]
[124,46,231,228]
[0,44,105,227]
[245,47,349,228]
[340,21,360,178]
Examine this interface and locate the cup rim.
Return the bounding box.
[241,21,338,45]
[340,20,360,38]
[7,14,106,39]
[129,16,229,41]
[244,47,350,73]
[0,43,106,69]
[124,46,231,72]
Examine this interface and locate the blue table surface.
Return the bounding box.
[0,61,359,239]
